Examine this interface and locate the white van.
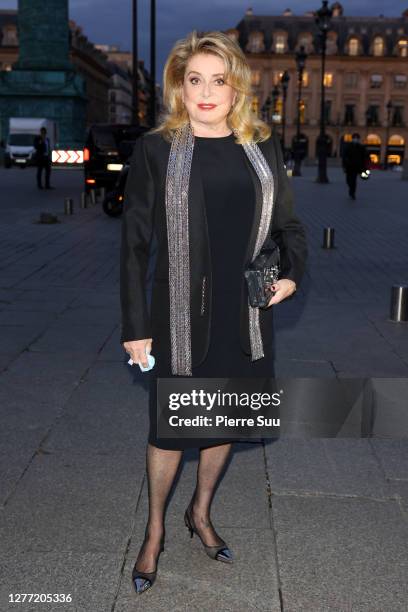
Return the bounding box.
[5,118,58,168]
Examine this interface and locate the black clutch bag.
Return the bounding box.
[244,242,280,308]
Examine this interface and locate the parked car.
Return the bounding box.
[83,124,149,194]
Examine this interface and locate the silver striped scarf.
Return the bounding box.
[165,121,275,376]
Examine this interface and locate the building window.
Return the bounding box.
[398,39,408,57]
[2,25,18,46]
[274,33,287,54]
[370,74,383,88]
[344,72,358,88]
[251,70,261,87]
[373,36,384,56]
[246,31,265,53]
[344,104,355,125]
[296,33,314,54]
[324,73,333,87]
[348,38,359,56]
[366,105,380,126]
[392,106,404,127]
[326,32,338,55]
[388,134,405,146]
[272,70,284,86]
[365,133,381,145]
[394,74,407,89]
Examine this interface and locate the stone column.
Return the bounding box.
[16,0,72,71]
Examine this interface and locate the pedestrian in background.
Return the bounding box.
[34,127,53,189]
[341,132,370,200]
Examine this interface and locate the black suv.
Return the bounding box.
[83,124,149,193]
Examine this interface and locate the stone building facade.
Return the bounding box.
[95,45,152,126]
[227,4,408,164]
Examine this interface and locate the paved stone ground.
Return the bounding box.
[0,164,407,611]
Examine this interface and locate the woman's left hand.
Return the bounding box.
[265,278,297,306]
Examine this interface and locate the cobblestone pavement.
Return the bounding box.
[0,165,407,611]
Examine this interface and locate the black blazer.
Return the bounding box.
[120,127,308,367]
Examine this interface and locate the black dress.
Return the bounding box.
[148,132,275,450]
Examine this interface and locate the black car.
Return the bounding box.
[83,124,149,193]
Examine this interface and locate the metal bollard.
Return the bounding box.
[80,192,88,209]
[64,197,73,215]
[322,227,335,249]
[89,189,97,205]
[390,285,408,322]
[401,158,408,181]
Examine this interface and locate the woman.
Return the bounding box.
[120,30,308,594]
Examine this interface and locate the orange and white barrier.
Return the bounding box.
[52,150,84,164]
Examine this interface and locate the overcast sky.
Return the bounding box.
[0,0,406,83]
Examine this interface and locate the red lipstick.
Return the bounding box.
[198,103,216,110]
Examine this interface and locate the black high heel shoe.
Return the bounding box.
[184,497,233,563]
[131,529,165,594]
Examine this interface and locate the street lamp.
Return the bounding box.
[280,70,290,159]
[384,99,393,169]
[315,0,332,183]
[150,0,156,127]
[293,45,307,176]
[260,101,267,123]
[271,85,280,123]
[262,95,273,123]
[334,111,341,158]
[365,107,371,127]
[132,0,139,126]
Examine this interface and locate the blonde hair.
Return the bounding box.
[150,30,271,144]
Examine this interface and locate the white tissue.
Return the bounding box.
[127,352,155,371]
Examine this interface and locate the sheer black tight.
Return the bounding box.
[134,442,232,572]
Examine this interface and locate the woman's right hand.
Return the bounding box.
[123,338,153,368]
